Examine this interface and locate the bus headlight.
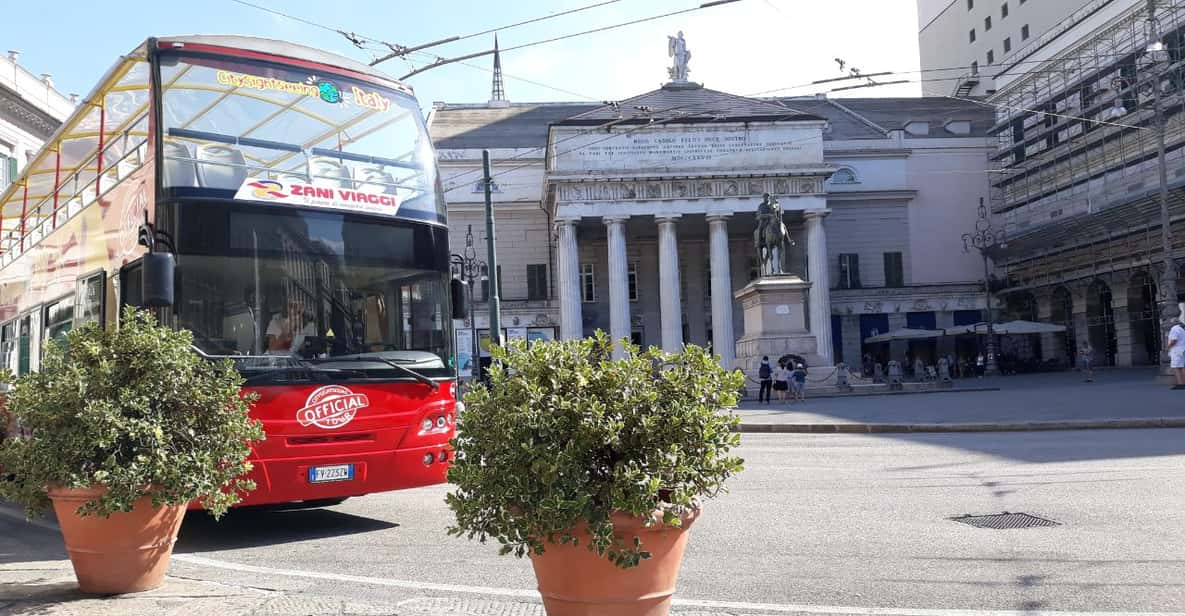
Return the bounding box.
[421,418,434,432]
[435,416,447,429]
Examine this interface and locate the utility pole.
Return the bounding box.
[450,225,485,383]
[1144,1,1179,374]
[963,198,1002,377]
[483,150,503,348]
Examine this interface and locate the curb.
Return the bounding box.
[736,417,1185,434]
[739,385,1000,403]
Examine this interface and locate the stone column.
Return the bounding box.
[656,215,683,352]
[805,211,834,365]
[556,217,583,340]
[1037,291,1059,362]
[1112,281,1133,367]
[707,214,735,369]
[604,215,631,356]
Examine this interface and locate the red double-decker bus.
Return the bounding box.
[0,36,461,508]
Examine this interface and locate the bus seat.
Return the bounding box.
[356,165,397,194]
[196,144,247,190]
[308,156,352,188]
[271,171,308,184]
[97,168,119,196]
[162,140,198,188]
[80,184,96,208]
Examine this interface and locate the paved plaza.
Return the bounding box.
[736,367,1185,429]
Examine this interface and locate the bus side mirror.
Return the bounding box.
[142,252,175,307]
[451,278,469,320]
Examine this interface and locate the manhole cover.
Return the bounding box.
[949,512,1061,529]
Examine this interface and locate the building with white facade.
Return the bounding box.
[979,0,1185,369]
[918,0,1095,97]
[0,50,74,193]
[429,44,996,375]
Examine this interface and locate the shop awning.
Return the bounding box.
[863,328,945,344]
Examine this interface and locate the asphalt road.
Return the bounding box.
[128,428,1185,613]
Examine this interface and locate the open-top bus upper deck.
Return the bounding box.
[0,35,450,363]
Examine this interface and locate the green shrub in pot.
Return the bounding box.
[0,306,265,519]
[446,331,744,568]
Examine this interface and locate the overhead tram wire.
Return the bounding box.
[226,0,608,101]
[397,0,747,79]
[229,0,1185,99]
[748,44,1185,97]
[369,0,630,67]
[406,49,602,100]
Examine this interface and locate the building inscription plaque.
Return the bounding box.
[553,125,822,173]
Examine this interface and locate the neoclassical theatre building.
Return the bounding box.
[429,43,997,373]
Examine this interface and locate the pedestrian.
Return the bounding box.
[1078,341,1094,382]
[1168,318,1185,389]
[757,355,773,403]
[976,353,985,378]
[772,360,790,403]
[790,363,807,402]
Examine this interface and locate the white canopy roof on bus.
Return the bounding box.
[153,35,412,95]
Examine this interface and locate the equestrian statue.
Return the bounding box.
[754,193,793,276]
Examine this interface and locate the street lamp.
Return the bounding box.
[1136,5,1180,374]
[451,224,486,383]
[963,197,1005,377]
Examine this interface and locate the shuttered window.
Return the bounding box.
[527,264,548,300]
[838,254,861,289]
[884,252,904,288]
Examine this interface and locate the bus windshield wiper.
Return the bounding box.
[311,355,439,390]
[190,348,369,385]
[240,365,365,386]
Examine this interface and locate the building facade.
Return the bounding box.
[429,46,996,374]
[918,0,1095,97]
[983,0,1185,369]
[0,50,74,193]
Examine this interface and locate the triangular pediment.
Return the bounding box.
[558,83,823,124]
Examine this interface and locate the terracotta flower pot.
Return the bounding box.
[529,508,699,616]
[47,486,186,595]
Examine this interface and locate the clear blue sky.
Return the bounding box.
[5,0,922,109]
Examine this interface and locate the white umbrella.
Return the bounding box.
[864,328,945,344]
[997,320,1067,334]
[945,320,1066,335]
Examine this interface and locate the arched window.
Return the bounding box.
[829,167,859,185]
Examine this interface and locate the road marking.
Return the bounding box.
[172,553,539,599]
[172,553,1185,616]
[4,507,1182,616]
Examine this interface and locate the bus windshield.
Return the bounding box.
[169,202,453,379]
[159,52,443,223]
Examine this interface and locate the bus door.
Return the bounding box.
[16,311,39,375]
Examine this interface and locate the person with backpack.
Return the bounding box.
[790,363,808,402]
[757,356,773,403]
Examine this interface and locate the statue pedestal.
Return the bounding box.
[734,276,831,384]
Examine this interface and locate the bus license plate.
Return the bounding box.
[308,464,354,484]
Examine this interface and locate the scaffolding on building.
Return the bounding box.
[988,0,1185,289]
